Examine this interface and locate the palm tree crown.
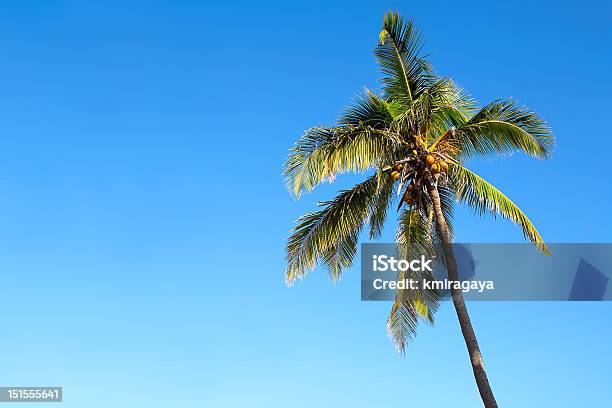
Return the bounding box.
[283,11,554,353]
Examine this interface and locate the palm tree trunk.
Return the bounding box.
[427,181,499,408]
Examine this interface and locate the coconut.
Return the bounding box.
[440,161,449,172]
[392,163,403,172]
[391,171,400,180]
[426,155,435,166]
[431,163,440,174]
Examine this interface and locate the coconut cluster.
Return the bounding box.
[402,182,416,205]
[387,149,450,209]
[389,163,403,181]
[426,154,448,174]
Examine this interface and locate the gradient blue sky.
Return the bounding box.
[0,1,610,407]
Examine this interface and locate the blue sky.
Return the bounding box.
[0,0,610,406]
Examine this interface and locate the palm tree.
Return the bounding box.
[283,11,553,408]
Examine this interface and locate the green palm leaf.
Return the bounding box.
[376,11,429,103]
[368,173,396,239]
[340,88,396,127]
[437,98,554,160]
[388,209,440,353]
[284,125,404,198]
[451,164,551,255]
[286,175,393,283]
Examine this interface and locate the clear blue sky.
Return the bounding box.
[0,1,610,407]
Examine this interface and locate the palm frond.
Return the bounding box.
[421,78,474,143]
[436,98,554,160]
[284,125,403,198]
[376,11,430,103]
[387,293,420,354]
[286,175,389,284]
[451,164,551,255]
[368,173,396,239]
[389,77,473,145]
[396,207,431,255]
[340,88,396,127]
[387,209,440,353]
